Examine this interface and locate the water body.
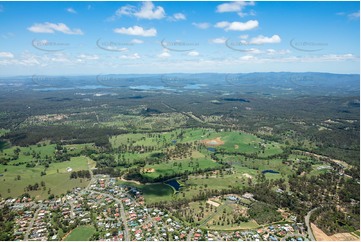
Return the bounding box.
[165,179,181,191]
[129,85,175,91]
[34,85,110,91]
[262,170,280,174]
[207,147,216,152]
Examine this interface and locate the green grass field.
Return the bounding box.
[202,202,259,230]
[0,156,90,199]
[117,181,174,203]
[142,157,221,179]
[64,225,96,241]
[1,143,56,164]
[110,128,283,158]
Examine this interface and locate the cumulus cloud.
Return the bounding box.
[0,52,14,58]
[158,51,171,58]
[211,37,227,44]
[169,13,186,21]
[187,51,199,56]
[66,8,77,14]
[115,5,136,16]
[114,26,157,37]
[134,2,165,19]
[216,1,255,17]
[112,2,165,20]
[27,22,83,35]
[215,20,258,31]
[249,35,281,44]
[240,55,255,61]
[216,1,254,13]
[192,22,210,29]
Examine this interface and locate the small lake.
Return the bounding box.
[165,179,181,191]
[207,147,216,152]
[262,169,279,174]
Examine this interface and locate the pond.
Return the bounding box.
[262,169,280,174]
[165,179,181,191]
[207,147,216,152]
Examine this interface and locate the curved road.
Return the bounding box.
[305,207,319,241]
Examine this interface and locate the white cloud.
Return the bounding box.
[78,54,99,60]
[239,34,249,39]
[192,22,210,29]
[215,20,258,31]
[216,1,255,17]
[240,55,255,61]
[214,21,230,28]
[266,49,290,55]
[348,11,360,20]
[247,48,262,54]
[238,9,256,17]
[158,51,171,58]
[66,8,77,14]
[115,5,136,16]
[131,39,144,44]
[27,22,83,35]
[49,53,71,63]
[120,53,141,59]
[169,13,186,21]
[134,1,165,19]
[216,1,254,13]
[211,37,226,44]
[112,2,165,20]
[114,26,157,37]
[249,35,281,44]
[0,52,14,58]
[188,51,199,56]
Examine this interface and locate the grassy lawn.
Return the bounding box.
[1,143,57,164]
[203,202,259,230]
[142,157,221,179]
[0,156,89,199]
[64,225,96,241]
[206,220,259,230]
[117,181,174,203]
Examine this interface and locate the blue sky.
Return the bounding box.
[0,1,359,75]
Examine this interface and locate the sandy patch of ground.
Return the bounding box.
[207,200,220,207]
[143,168,155,173]
[234,145,239,149]
[311,223,359,241]
[329,233,359,241]
[201,137,224,146]
[243,173,253,179]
